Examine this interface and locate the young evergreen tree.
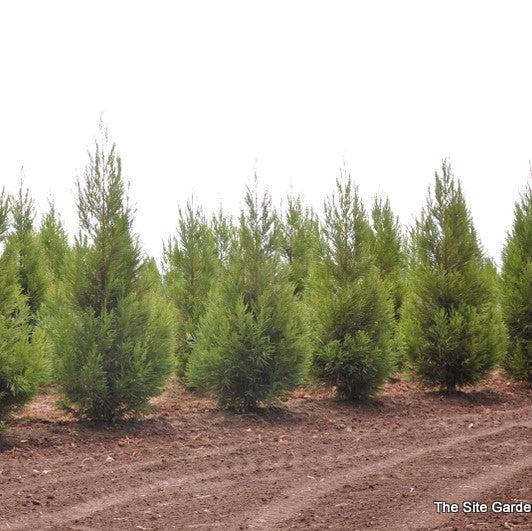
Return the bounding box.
[279,196,322,295]
[5,184,49,323]
[400,161,505,391]
[50,127,174,420]
[211,207,236,264]
[38,201,70,282]
[310,175,393,399]
[501,182,531,383]
[371,197,405,319]
[163,200,219,375]
[0,189,47,426]
[186,182,310,411]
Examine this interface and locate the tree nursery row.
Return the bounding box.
[0,128,530,427]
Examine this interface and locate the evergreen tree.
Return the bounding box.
[371,197,405,319]
[38,201,70,282]
[186,181,309,411]
[211,207,236,264]
[310,174,393,399]
[50,127,174,420]
[5,184,49,322]
[0,189,47,425]
[279,196,322,295]
[163,199,219,375]
[501,182,531,383]
[400,161,505,391]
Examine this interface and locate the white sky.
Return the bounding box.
[1,1,531,263]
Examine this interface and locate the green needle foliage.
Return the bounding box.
[279,196,322,295]
[39,201,70,283]
[50,127,174,421]
[371,197,406,368]
[400,161,505,391]
[211,207,236,264]
[186,181,310,412]
[0,189,47,426]
[371,197,405,319]
[311,174,393,399]
[163,200,219,376]
[501,181,531,383]
[4,184,49,324]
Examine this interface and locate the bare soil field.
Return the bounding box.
[0,372,530,530]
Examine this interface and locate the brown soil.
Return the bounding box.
[0,372,530,530]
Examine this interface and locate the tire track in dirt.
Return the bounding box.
[3,403,529,500]
[242,420,532,530]
[394,454,532,530]
[3,419,526,531]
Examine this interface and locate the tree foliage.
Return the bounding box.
[4,184,49,323]
[279,196,322,295]
[186,182,310,411]
[0,189,47,425]
[163,200,219,375]
[50,127,174,420]
[400,161,505,391]
[501,181,531,382]
[310,175,393,399]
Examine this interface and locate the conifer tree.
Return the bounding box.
[50,127,174,420]
[163,200,219,375]
[501,182,531,383]
[5,184,49,322]
[279,196,322,295]
[400,161,505,391]
[186,181,309,411]
[0,189,46,425]
[310,174,393,399]
[371,197,405,319]
[211,207,236,264]
[38,201,70,282]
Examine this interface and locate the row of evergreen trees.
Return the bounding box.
[0,128,530,423]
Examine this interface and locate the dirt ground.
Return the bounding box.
[0,372,530,530]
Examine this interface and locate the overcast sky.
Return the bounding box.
[1,1,531,263]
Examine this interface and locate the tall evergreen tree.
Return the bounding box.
[400,161,505,391]
[310,175,393,399]
[0,189,47,426]
[50,127,174,420]
[5,184,49,322]
[371,197,405,319]
[501,182,531,383]
[279,196,322,295]
[186,181,309,411]
[38,201,70,282]
[211,206,236,264]
[163,199,219,375]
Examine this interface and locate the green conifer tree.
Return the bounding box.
[400,161,505,391]
[50,127,174,420]
[310,174,393,399]
[279,196,322,295]
[5,184,49,322]
[163,200,219,375]
[501,182,531,382]
[0,189,47,426]
[371,197,405,319]
[211,207,236,264]
[38,201,70,282]
[186,181,309,411]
